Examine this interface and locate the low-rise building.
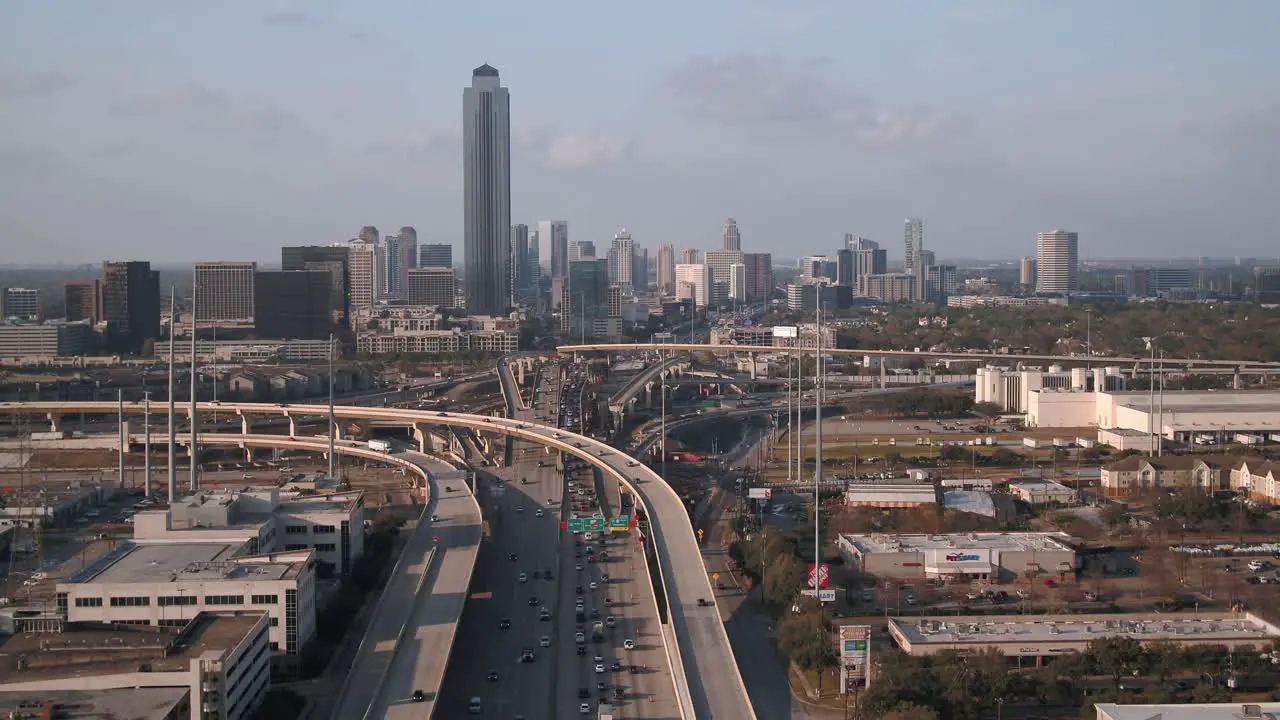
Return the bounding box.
[0,484,109,529]
[1008,480,1076,505]
[355,328,518,355]
[1094,702,1280,720]
[0,320,94,358]
[1100,455,1244,497]
[838,532,1077,583]
[55,542,316,671]
[0,611,271,720]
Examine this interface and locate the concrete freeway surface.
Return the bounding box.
[0,399,755,719]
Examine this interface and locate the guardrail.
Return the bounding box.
[424,477,483,720]
[361,544,439,720]
[631,496,697,716]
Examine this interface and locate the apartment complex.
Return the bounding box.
[407,267,457,307]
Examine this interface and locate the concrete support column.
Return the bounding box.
[245,446,254,463]
[644,382,653,409]
[47,413,63,432]
[1234,368,1242,390]
[287,414,296,437]
[879,357,887,389]
[239,412,251,434]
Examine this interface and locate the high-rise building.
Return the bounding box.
[282,244,351,328]
[255,270,331,339]
[852,249,887,289]
[380,231,415,302]
[742,252,773,301]
[1253,267,1280,304]
[728,263,747,303]
[723,218,741,251]
[632,246,648,291]
[510,224,529,299]
[64,280,101,324]
[657,244,676,296]
[845,235,879,252]
[408,267,457,307]
[1019,257,1035,288]
[675,263,712,308]
[859,273,915,304]
[680,248,700,265]
[419,243,453,268]
[537,220,569,281]
[835,249,856,286]
[609,230,636,291]
[704,249,743,307]
[904,218,923,274]
[568,240,597,263]
[564,259,610,335]
[400,226,418,267]
[1,287,40,321]
[101,260,160,355]
[464,64,512,316]
[346,239,377,322]
[1036,230,1079,294]
[194,262,256,325]
[358,226,379,244]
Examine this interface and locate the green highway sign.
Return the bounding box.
[608,516,634,532]
[566,516,607,533]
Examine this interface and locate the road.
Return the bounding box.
[333,452,480,720]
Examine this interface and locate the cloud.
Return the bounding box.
[365,124,632,170]
[264,10,318,26]
[664,55,965,145]
[543,132,634,170]
[111,84,316,146]
[0,70,76,101]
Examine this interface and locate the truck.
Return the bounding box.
[591,621,604,643]
[367,439,392,453]
[1022,437,1041,449]
[598,702,614,720]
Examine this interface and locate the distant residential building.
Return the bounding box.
[904,217,923,274]
[419,243,453,268]
[64,279,101,324]
[1036,230,1079,294]
[194,262,256,325]
[254,270,332,340]
[407,267,456,307]
[380,231,415,302]
[355,328,518,355]
[852,248,887,288]
[346,239,377,324]
[0,320,93,357]
[1,287,39,321]
[858,273,915,303]
[609,230,636,292]
[101,260,160,355]
[1019,256,1035,288]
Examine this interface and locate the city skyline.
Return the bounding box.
[3,2,1279,262]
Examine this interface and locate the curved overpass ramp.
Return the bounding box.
[610,355,688,413]
[0,400,755,720]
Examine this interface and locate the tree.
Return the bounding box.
[1089,636,1145,690]
[1101,503,1131,529]
[973,401,1003,417]
[882,704,940,720]
[776,608,836,671]
[765,553,807,607]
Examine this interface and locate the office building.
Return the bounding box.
[510,224,529,297]
[1,288,39,321]
[463,64,512,316]
[839,532,1075,583]
[1019,256,1035,288]
[194,262,256,326]
[680,248,700,265]
[705,249,744,307]
[346,240,377,323]
[675,263,711,308]
[101,260,161,355]
[568,240,596,263]
[1036,230,1079,294]
[926,265,959,304]
[835,249,856,286]
[852,248,887,288]
[858,273,915,303]
[356,328,518,355]
[537,220,569,281]
[743,252,773,301]
[1128,267,1195,298]
[0,611,271,720]
[379,231,415,302]
[281,245,350,327]
[656,244,676,296]
[64,279,101,324]
[565,259,610,334]
[722,218,741,251]
[358,226,378,244]
[904,218,923,273]
[419,243,452,268]
[609,230,636,292]
[633,246,648,291]
[408,267,456,307]
[0,320,94,357]
[845,235,879,252]
[1255,267,1280,304]
[254,271,331,340]
[728,263,747,303]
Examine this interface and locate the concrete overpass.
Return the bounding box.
[0,400,755,720]
[609,355,691,414]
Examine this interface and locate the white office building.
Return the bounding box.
[675,263,711,308]
[728,263,747,303]
[1036,230,1079,294]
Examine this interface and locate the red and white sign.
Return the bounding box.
[807,563,830,589]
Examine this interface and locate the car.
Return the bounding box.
[487,670,500,682]
[535,508,544,517]
[575,563,583,572]
[468,697,482,714]
[589,581,598,590]
[539,636,551,647]
[575,631,586,644]
[528,596,539,606]
[605,615,616,628]
[520,648,535,663]
[590,609,600,620]
[515,506,524,513]
[623,638,635,650]
[627,461,639,467]
[612,660,623,672]
[596,681,607,692]
[614,686,625,699]
[509,553,519,561]
[576,585,584,594]
[604,597,612,606]
[595,663,605,674]
[412,689,426,702]
[518,572,528,583]
[499,618,512,629]
[600,573,610,581]
[576,645,586,656]
[544,569,554,580]
[531,570,541,579]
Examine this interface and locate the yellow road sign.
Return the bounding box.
[712,573,720,582]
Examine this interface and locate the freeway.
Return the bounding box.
[560,342,1280,370]
[609,355,688,411]
[0,398,756,719]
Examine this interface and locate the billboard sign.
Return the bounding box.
[772,325,799,339]
[807,563,830,589]
[840,625,872,692]
[925,548,991,568]
[747,488,772,500]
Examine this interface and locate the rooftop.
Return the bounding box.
[278,490,364,514]
[0,688,190,720]
[67,541,307,585]
[1009,480,1074,492]
[891,613,1280,647]
[842,532,1073,554]
[0,612,264,683]
[1095,702,1280,720]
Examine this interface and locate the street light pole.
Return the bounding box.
[328,333,336,480]
[167,288,176,501]
[786,347,793,482]
[813,292,823,594]
[189,273,199,492]
[144,391,151,498]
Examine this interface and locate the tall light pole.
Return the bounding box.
[660,347,667,481]
[1143,337,1155,457]
[167,288,176,501]
[813,290,823,600]
[786,347,793,482]
[189,273,199,492]
[1157,349,1165,458]
[328,333,336,480]
[144,391,151,498]
[116,388,125,488]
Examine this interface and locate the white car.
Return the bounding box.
[518,573,528,583]
[535,508,545,518]
[539,636,551,647]
[515,506,525,513]
[579,703,590,715]
[594,663,605,674]
[575,563,583,572]
[624,638,635,650]
[588,581,598,590]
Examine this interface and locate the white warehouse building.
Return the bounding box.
[1025,389,1280,444]
[976,365,1126,414]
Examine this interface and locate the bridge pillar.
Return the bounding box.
[47,413,63,432]
[1234,368,1242,390]
[286,413,296,437]
[239,412,251,434]
[644,382,653,409]
[879,357,887,389]
[245,446,254,463]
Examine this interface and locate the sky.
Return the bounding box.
[2,0,1278,265]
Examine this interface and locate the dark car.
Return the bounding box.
[499,618,512,629]
[487,670,500,682]
[509,553,518,561]
[412,689,426,702]
[528,596,539,606]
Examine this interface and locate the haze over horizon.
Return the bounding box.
[2,1,1277,264]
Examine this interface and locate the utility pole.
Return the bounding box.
[813,291,823,598]
[167,288,177,501]
[144,391,151,497]
[328,333,336,480]
[189,274,199,492]
[786,349,793,482]
[1157,349,1165,458]
[117,388,125,488]
[660,348,667,482]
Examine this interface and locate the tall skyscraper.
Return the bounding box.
[904,218,923,273]
[680,248,700,265]
[193,262,256,325]
[511,224,529,298]
[463,64,512,316]
[609,230,635,292]
[400,226,418,267]
[569,240,597,263]
[704,249,743,307]
[835,249,856,286]
[381,232,414,302]
[346,239,377,322]
[537,220,569,280]
[101,260,160,355]
[845,235,879,252]
[723,218,741,251]
[255,270,331,339]
[657,244,676,296]
[1020,256,1035,288]
[358,226,379,244]
[419,243,453,268]
[64,280,101,324]
[853,248,887,290]
[675,264,711,308]
[742,252,773,301]
[728,263,747,303]
[1036,230,1079,294]
[632,246,648,291]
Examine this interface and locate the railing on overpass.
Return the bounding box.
[609,355,687,410]
[0,400,756,720]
